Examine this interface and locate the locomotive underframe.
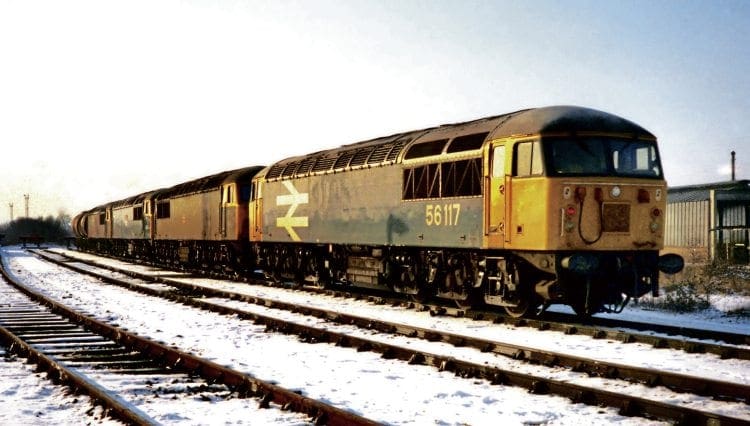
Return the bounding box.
[252,241,662,317]
[78,238,249,275]
[77,236,663,317]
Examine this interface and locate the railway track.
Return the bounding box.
[29,248,750,425]
[50,248,750,361]
[0,252,377,426]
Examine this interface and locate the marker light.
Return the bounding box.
[638,189,650,203]
[594,187,603,203]
[566,206,577,216]
[610,186,621,198]
[651,208,661,217]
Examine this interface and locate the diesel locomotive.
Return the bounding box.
[72,106,684,317]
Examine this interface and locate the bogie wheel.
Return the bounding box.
[503,298,537,318]
[571,305,593,318]
[408,289,431,304]
[500,261,540,318]
[454,290,478,309]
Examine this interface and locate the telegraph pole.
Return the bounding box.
[24,194,29,217]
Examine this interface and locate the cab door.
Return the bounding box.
[219,184,232,238]
[486,143,506,248]
[105,207,113,238]
[144,199,154,240]
[249,181,263,241]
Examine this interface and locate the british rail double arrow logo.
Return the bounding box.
[276,181,309,241]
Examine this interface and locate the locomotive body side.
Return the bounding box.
[258,160,484,249]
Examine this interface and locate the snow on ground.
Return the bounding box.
[0,348,121,426]
[3,246,750,424]
[48,248,750,386]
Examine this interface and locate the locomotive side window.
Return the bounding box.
[99,213,105,225]
[403,164,440,199]
[514,141,543,177]
[404,139,448,160]
[403,158,482,199]
[133,206,143,221]
[441,158,482,197]
[446,132,488,153]
[156,201,170,219]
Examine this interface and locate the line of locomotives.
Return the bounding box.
[72,106,684,317]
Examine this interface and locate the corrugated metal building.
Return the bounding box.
[665,180,750,264]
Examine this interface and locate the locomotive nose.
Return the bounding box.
[658,253,684,274]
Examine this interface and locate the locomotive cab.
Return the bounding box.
[485,133,684,316]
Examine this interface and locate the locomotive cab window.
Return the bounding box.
[612,142,661,177]
[223,185,233,204]
[514,141,543,177]
[546,137,663,178]
[99,213,105,225]
[240,184,252,202]
[492,146,506,178]
[133,206,143,221]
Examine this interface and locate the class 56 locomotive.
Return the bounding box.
[252,105,684,317]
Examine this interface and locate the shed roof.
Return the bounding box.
[668,180,750,203]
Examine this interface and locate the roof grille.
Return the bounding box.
[266,164,285,179]
[294,157,316,177]
[333,151,356,170]
[312,157,336,173]
[386,138,410,162]
[349,147,374,168]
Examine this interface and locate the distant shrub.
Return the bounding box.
[648,281,710,313]
[644,260,750,313]
[0,213,72,245]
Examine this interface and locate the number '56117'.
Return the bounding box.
[425,203,461,226]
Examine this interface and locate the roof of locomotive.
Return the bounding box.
[259,105,654,181]
[154,165,264,200]
[82,166,265,214]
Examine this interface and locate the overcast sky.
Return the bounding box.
[1,0,748,221]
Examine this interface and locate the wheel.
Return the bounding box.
[393,252,429,302]
[454,289,479,309]
[503,298,534,318]
[408,290,430,304]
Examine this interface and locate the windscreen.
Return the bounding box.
[544,138,663,178]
